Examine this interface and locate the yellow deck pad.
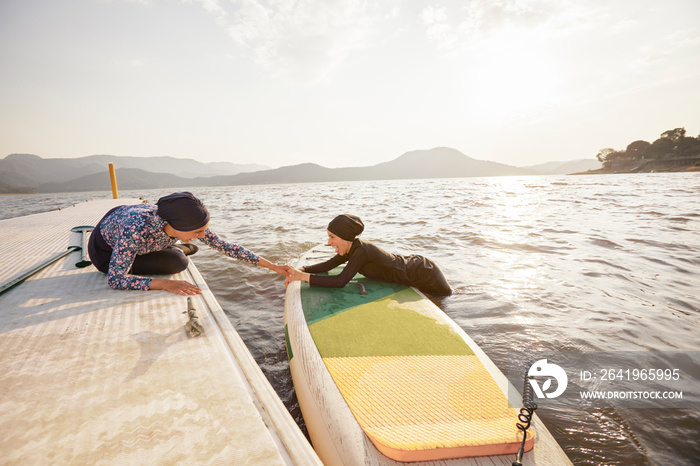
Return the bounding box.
[324,354,533,462]
[301,269,534,461]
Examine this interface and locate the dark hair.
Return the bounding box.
[328,214,364,241]
[156,192,210,231]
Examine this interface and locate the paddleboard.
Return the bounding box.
[284,245,571,465]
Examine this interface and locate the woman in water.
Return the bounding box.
[88,191,290,295]
[286,214,451,296]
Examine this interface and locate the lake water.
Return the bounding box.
[2,173,699,465]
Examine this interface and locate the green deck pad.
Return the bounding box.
[307,287,475,358]
[300,274,407,326]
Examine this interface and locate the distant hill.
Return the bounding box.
[0,148,598,193]
[0,153,267,192]
[186,147,538,188]
[78,154,267,179]
[168,147,537,188]
[0,181,37,194]
[524,159,601,174]
[367,148,535,179]
[37,168,196,193]
[0,153,101,188]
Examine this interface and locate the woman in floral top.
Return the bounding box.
[88,192,290,295]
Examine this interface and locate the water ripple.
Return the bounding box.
[3,173,699,464]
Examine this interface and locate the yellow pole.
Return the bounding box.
[108,163,119,199]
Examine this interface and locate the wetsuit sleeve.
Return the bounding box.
[308,248,367,288]
[107,234,152,290]
[303,254,347,274]
[199,228,260,264]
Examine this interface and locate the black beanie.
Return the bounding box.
[156,192,210,232]
[327,214,364,241]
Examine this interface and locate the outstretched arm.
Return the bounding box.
[148,259,290,296]
[285,252,349,286]
[258,257,293,276]
[286,266,310,282]
[200,229,290,276]
[286,248,366,289]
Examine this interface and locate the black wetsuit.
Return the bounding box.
[304,239,451,296]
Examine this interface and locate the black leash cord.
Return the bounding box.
[513,372,538,466]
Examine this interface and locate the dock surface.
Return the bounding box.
[0,199,320,465]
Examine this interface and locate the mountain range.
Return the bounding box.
[0,148,601,194]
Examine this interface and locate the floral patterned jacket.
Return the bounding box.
[99,204,260,290]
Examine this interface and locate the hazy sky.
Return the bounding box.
[1,0,698,168]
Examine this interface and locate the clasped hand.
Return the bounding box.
[284,266,306,288]
[270,263,295,277]
[155,262,294,295]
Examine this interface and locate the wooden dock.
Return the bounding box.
[0,199,321,465]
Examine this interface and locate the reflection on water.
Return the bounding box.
[2,173,699,464]
[0,191,113,220]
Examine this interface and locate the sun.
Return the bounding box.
[462,39,561,121]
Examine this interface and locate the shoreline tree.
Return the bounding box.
[596,127,700,171]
